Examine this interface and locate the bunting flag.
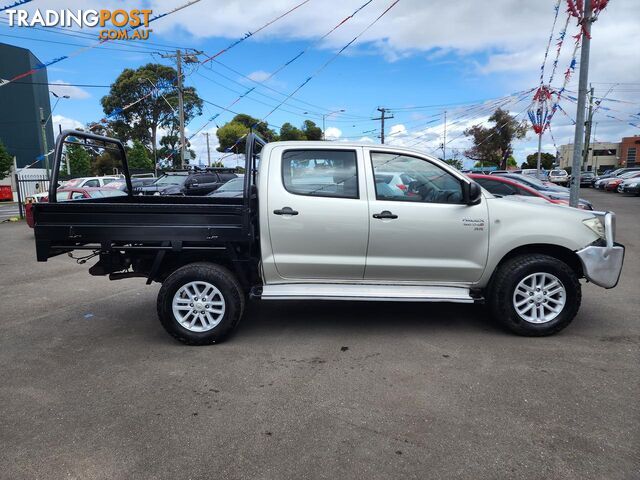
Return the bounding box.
[0,0,32,12]
[539,0,563,86]
[0,0,202,88]
[528,85,553,134]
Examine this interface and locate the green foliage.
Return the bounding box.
[92,151,120,176]
[524,152,556,170]
[157,134,195,169]
[0,140,12,180]
[464,108,528,169]
[66,144,91,177]
[507,156,517,168]
[101,63,203,159]
[444,157,463,170]
[216,114,279,154]
[210,161,225,167]
[301,120,322,140]
[279,122,306,141]
[127,140,154,171]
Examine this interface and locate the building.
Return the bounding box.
[620,136,640,167]
[0,43,54,169]
[557,141,620,172]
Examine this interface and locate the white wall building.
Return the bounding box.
[557,141,619,172]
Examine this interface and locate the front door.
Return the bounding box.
[364,150,489,283]
[266,146,369,280]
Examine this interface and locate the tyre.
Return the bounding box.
[157,262,245,345]
[488,254,581,336]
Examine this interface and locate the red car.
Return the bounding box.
[468,174,578,208]
[26,187,126,228]
[604,171,640,192]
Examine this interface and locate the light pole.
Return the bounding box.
[42,91,70,177]
[322,109,345,140]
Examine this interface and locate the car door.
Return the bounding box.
[364,149,489,283]
[266,146,370,280]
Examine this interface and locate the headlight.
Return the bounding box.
[583,217,605,239]
[154,191,161,196]
[630,183,639,188]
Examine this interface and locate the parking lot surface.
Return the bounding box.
[0,189,638,480]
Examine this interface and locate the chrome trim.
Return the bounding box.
[576,244,624,289]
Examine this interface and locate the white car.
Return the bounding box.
[62,176,121,189]
[548,169,570,185]
[35,132,626,344]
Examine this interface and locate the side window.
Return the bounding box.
[370,152,463,204]
[476,179,517,196]
[84,179,99,188]
[199,174,218,184]
[71,191,86,200]
[282,150,358,199]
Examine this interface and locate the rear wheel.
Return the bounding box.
[157,262,244,345]
[488,254,581,336]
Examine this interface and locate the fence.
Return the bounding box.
[14,173,50,219]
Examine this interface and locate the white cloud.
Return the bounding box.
[52,114,83,134]
[324,126,343,140]
[246,70,272,82]
[49,81,90,100]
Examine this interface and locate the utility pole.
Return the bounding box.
[39,107,49,179]
[161,49,202,169]
[204,132,211,166]
[582,85,595,171]
[569,0,593,207]
[176,50,186,169]
[373,107,394,144]
[442,110,447,161]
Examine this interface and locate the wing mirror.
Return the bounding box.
[188,181,199,188]
[464,181,482,206]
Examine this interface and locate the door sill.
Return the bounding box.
[253,284,479,303]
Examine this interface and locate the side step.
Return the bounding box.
[254,284,479,303]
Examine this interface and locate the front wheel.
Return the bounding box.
[157,262,245,345]
[488,254,581,336]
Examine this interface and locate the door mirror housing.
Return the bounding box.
[464,181,482,205]
[188,181,199,188]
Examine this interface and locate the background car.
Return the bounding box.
[103,177,156,192]
[604,171,640,192]
[495,173,593,210]
[62,176,121,188]
[620,176,640,195]
[591,167,640,187]
[206,177,246,198]
[579,171,595,187]
[468,174,585,209]
[548,169,569,185]
[520,168,548,179]
[373,172,414,195]
[25,187,126,227]
[136,170,237,196]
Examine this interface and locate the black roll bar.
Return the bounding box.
[243,133,266,211]
[49,130,133,202]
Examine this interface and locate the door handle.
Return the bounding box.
[273,207,299,216]
[373,210,398,219]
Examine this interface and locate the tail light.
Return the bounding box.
[396,184,407,191]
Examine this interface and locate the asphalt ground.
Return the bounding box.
[0,189,638,479]
[0,202,20,222]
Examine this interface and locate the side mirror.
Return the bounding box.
[188,181,198,188]
[465,181,482,206]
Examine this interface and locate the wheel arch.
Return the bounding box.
[491,243,584,286]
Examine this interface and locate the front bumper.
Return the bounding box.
[576,212,624,288]
[622,185,640,194]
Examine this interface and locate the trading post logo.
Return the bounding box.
[5,9,154,40]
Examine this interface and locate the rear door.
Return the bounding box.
[364,149,489,283]
[266,146,369,280]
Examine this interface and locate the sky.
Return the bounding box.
[1,0,639,168]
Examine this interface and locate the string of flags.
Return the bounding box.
[0,0,31,13]
[0,0,202,89]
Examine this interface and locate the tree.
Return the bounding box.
[524,152,555,170]
[0,140,12,180]
[464,108,528,170]
[444,157,463,170]
[301,120,322,140]
[127,140,154,171]
[66,144,91,177]
[101,63,203,161]
[279,122,306,141]
[216,114,278,153]
[157,134,195,169]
